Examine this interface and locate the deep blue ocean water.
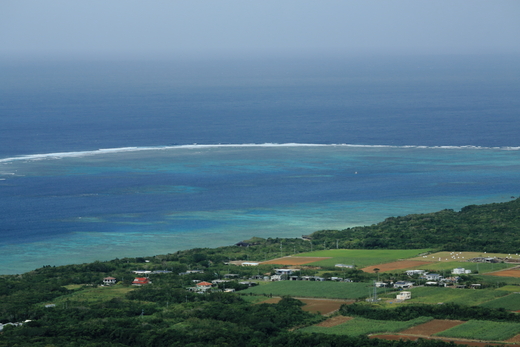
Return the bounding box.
[1,54,519,274]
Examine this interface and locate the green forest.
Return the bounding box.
[1,198,520,346]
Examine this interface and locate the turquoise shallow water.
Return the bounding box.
[1,144,519,274]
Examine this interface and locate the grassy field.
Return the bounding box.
[478,274,520,285]
[239,281,384,299]
[434,320,520,341]
[400,286,509,306]
[479,293,520,311]
[412,261,514,274]
[410,251,520,262]
[300,316,433,336]
[51,285,135,304]
[296,249,430,268]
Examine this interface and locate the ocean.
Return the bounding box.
[1,54,519,274]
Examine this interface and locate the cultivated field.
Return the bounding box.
[240,281,384,299]
[404,286,509,306]
[410,251,520,262]
[259,297,354,315]
[399,319,464,335]
[434,320,520,341]
[362,260,431,273]
[296,249,430,268]
[409,261,513,274]
[486,266,520,278]
[299,316,433,336]
[261,256,331,265]
[315,316,353,327]
[479,293,520,311]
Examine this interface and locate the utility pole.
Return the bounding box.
[336,239,339,249]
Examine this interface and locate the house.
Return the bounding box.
[132,277,151,286]
[275,269,299,275]
[424,273,443,281]
[235,241,251,247]
[103,277,117,285]
[452,268,471,275]
[270,274,283,281]
[242,262,259,266]
[196,281,213,291]
[393,281,414,289]
[396,291,411,301]
[133,270,152,275]
[375,282,387,287]
[224,274,239,279]
[406,270,426,276]
[335,264,354,269]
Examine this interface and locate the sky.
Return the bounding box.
[0,1,519,59]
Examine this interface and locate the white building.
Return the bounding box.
[396,291,411,301]
[452,268,471,275]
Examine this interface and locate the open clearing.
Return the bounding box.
[259,297,354,315]
[261,256,331,265]
[410,251,520,262]
[296,249,430,268]
[315,316,354,327]
[486,266,520,278]
[362,260,431,273]
[399,319,464,335]
[241,280,384,299]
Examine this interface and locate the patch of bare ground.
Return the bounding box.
[370,335,505,346]
[400,319,465,335]
[257,297,354,315]
[362,260,432,273]
[486,266,520,278]
[260,256,331,265]
[315,316,353,327]
[506,334,520,343]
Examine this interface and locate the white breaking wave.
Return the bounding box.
[1,143,519,164]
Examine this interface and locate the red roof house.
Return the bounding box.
[132,277,150,286]
[196,281,213,288]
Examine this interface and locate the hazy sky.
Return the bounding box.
[1,1,519,59]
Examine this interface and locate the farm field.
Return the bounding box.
[296,249,430,268]
[403,286,509,306]
[479,293,520,311]
[410,251,520,262]
[362,261,431,273]
[411,261,513,274]
[259,297,354,315]
[315,316,354,327]
[399,319,464,335]
[434,320,520,341]
[478,274,520,285]
[486,266,520,278]
[261,256,330,265]
[299,316,432,336]
[240,281,384,299]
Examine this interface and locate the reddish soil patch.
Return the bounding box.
[258,297,354,315]
[371,335,504,346]
[506,334,520,343]
[400,319,465,336]
[315,316,353,327]
[486,267,520,278]
[362,260,432,273]
[261,256,331,265]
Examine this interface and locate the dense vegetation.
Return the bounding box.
[2,198,520,346]
[311,197,520,252]
[341,302,520,322]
